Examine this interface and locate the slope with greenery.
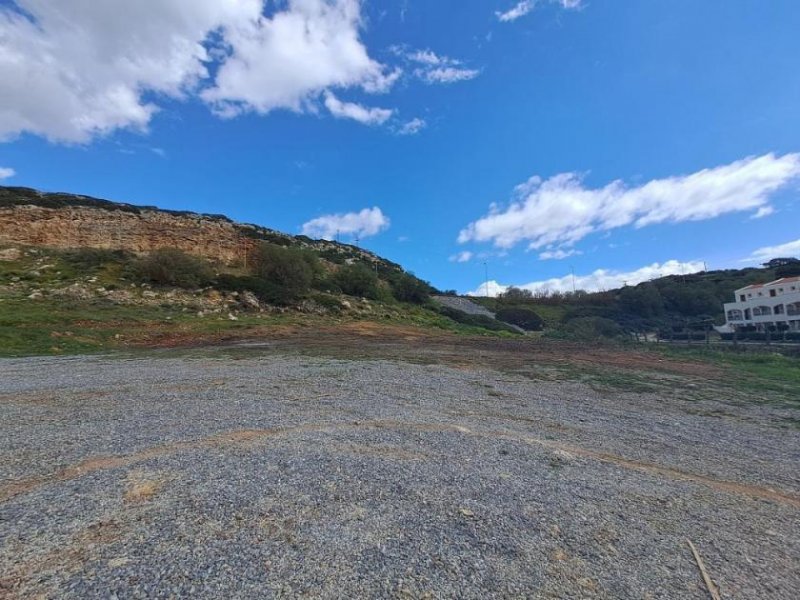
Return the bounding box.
[474,262,800,338]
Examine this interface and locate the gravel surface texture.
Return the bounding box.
[1,352,799,599]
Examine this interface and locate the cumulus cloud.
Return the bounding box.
[204,0,400,116]
[746,239,800,264]
[0,0,398,143]
[496,0,581,23]
[0,167,15,180]
[301,207,390,241]
[539,248,581,260]
[400,48,480,85]
[396,118,427,136]
[467,260,704,297]
[449,251,473,263]
[459,153,800,250]
[324,92,393,125]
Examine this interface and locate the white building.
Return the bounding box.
[721,276,800,332]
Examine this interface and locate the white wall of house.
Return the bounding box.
[723,277,800,332]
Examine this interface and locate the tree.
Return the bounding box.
[500,286,533,302]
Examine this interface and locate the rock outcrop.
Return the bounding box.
[0,204,256,264]
[0,186,399,270]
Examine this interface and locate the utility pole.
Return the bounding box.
[483,261,489,298]
[570,265,576,294]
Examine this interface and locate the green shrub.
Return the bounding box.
[216,273,297,305]
[390,272,431,304]
[310,293,344,311]
[334,264,380,299]
[133,248,212,288]
[251,243,315,301]
[495,307,544,331]
[61,248,129,270]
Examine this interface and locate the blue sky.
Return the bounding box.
[1,0,799,294]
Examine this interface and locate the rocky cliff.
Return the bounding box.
[0,186,399,270]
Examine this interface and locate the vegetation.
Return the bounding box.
[494,307,544,331]
[437,306,518,334]
[333,263,381,300]
[389,272,432,304]
[473,263,797,338]
[132,248,213,289]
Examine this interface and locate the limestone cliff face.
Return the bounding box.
[0,204,259,264]
[0,186,402,271]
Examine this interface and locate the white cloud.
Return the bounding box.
[396,118,427,136]
[401,48,480,85]
[496,1,536,22]
[205,1,400,117]
[539,248,581,260]
[0,0,398,143]
[449,251,473,263]
[751,206,775,219]
[422,67,480,84]
[301,207,390,241]
[459,153,800,250]
[746,239,800,264]
[324,92,393,125]
[0,167,15,180]
[467,260,704,297]
[496,0,581,23]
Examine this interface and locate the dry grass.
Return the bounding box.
[124,471,164,503]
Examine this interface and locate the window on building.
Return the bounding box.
[775,304,785,315]
[770,289,776,297]
[740,294,746,302]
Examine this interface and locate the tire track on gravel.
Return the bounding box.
[2,420,798,508]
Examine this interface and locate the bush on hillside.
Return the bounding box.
[334,264,380,299]
[495,307,544,331]
[619,284,664,318]
[251,243,316,301]
[133,248,213,288]
[215,274,293,305]
[390,272,431,304]
[61,248,130,270]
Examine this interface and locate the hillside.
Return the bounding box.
[0,186,526,356]
[0,185,404,276]
[475,262,800,337]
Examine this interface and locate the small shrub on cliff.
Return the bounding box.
[133,248,213,289]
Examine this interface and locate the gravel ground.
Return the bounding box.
[1,351,799,599]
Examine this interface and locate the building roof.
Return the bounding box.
[736,276,800,293]
[772,276,800,285]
